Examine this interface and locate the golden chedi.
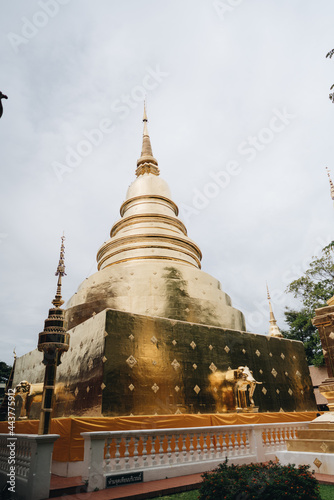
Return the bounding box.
[9,107,316,419]
[65,107,246,333]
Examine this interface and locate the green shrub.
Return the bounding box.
[199,460,321,500]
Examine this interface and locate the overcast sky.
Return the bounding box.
[1,0,333,365]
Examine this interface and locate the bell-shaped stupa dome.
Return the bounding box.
[65,107,246,332]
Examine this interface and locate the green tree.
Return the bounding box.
[282,241,334,366]
[0,361,12,383]
[326,48,334,103]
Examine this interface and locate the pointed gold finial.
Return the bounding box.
[143,100,148,121]
[136,102,160,176]
[266,283,283,338]
[13,348,16,360]
[266,282,271,301]
[52,235,66,308]
[326,167,334,201]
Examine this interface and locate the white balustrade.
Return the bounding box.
[81,421,308,492]
[0,433,59,500]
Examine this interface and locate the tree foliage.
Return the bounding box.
[326,48,334,103]
[0,361,12,384]
[282,242,334,366]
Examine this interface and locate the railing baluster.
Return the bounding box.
[208,431,215,459]
[124,436,131,469]
[235,431,240,456]
[142,434,149,467]
[239,430,245,454]
[245,429,250,455]
[115,437,122,470]
[228,431,234,456]
[196,432,202,462]
[159,434,165,466]
[203,432,208,461]
[189,432,195,462]
[105,437,111,473]
[167,434,173,464]
[133,436,140,468]
[182,433,188,462]
[222,432,227,458]
[151,435,157,467]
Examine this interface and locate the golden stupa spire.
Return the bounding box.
[326,167,334,201]
[52,235,66,308]
[266,283,283,338]
[136,102,160,176]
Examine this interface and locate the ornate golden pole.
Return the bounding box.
[37,236,70,435]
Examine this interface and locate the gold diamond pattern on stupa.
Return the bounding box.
[285,371,289,376]
[129,334,134,340]
[126,355,137,369]
[152,360,157,366]
[242,349,246,354]
[259,369,263,374]
[271,368,277,377]
[262,387,267,395]
[193,363,197,369]
[175,409,182,414]
[329,332,334,340]
[102,356,107,363]
[280,353,285,360]
[293,355,296,360]
[171,359,180,370]
[175,385,180,392]
[224,345,230,353]
[74,387,79,397]
[151,335,158,344]
[172,340,177,346]
[151,383,159,393]
[209,362,217,373]
[129,384,135,391]
[320,442,329,453]
[301,390,304,395]
[313,458,322,469]
[209,345,213,350]
[269,352,273,357]
[190,341,196,349]
[255,350,261,357]
[86,386,90,393]
[194,385,201,394]
[101,383,106,390]
[296,370,301,377]
[276,389,280,394]
[288,388,293,396]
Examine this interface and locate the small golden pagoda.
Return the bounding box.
[266,284,283,338]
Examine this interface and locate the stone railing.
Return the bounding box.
[82,422,308,492]
[0,433,59,500]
